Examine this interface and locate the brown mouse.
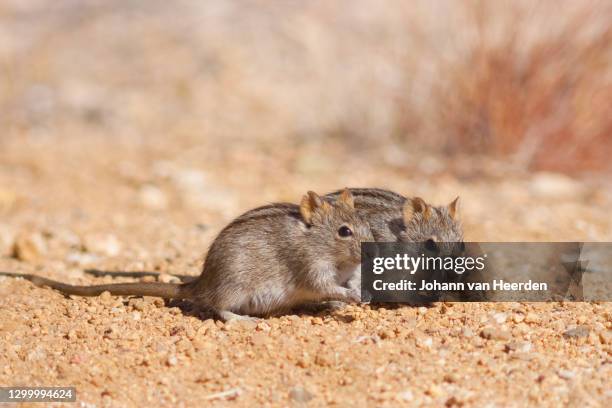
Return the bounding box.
[3,189,373,321]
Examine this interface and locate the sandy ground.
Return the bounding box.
[0,136,611,407]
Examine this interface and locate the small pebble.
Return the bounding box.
[139,185,168,210]
[557,370,576,380]
[289,386,313,403]
[12,232,47,261]
[443,373,460,383]
[416,337,433,349]
[315,351,335,367]
[131,299,146,311]
[426,385,443,397]
[492,312,507,324]
[167,355,178,366]
[158,273,180,284]
[481,327,511,341]
[505,341,532,353]
[599,330,611,344]
[563,326,589,339]
[83,233,121,257]
[462,328,474,338]
[225,319,258,331]
[398,390,413,401]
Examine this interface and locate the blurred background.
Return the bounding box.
[1,0,611,268]
[2,0,610,171]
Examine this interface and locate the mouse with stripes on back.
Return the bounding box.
[2,189,374,322]
[325,188,465,300]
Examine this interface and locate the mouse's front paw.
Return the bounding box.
[344,287,361,303]
[326,286,361,304]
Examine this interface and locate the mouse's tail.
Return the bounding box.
[0,272,188,299]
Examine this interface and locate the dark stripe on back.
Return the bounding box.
[225,202,302,229]
[328,188,404,201]
[326,188,406,208]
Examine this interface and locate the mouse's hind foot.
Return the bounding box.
[217,310,260,324]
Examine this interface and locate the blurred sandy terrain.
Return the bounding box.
[0,1,611,406]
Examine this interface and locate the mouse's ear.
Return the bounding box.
[403,197,430,225]
[300,191,330,224]
[338,188,354,209]
[448,196,460,220]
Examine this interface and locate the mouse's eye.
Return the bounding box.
[425,238,438,252]
[337,225,353,238]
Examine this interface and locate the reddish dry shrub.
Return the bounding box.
[434,3,612,174]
